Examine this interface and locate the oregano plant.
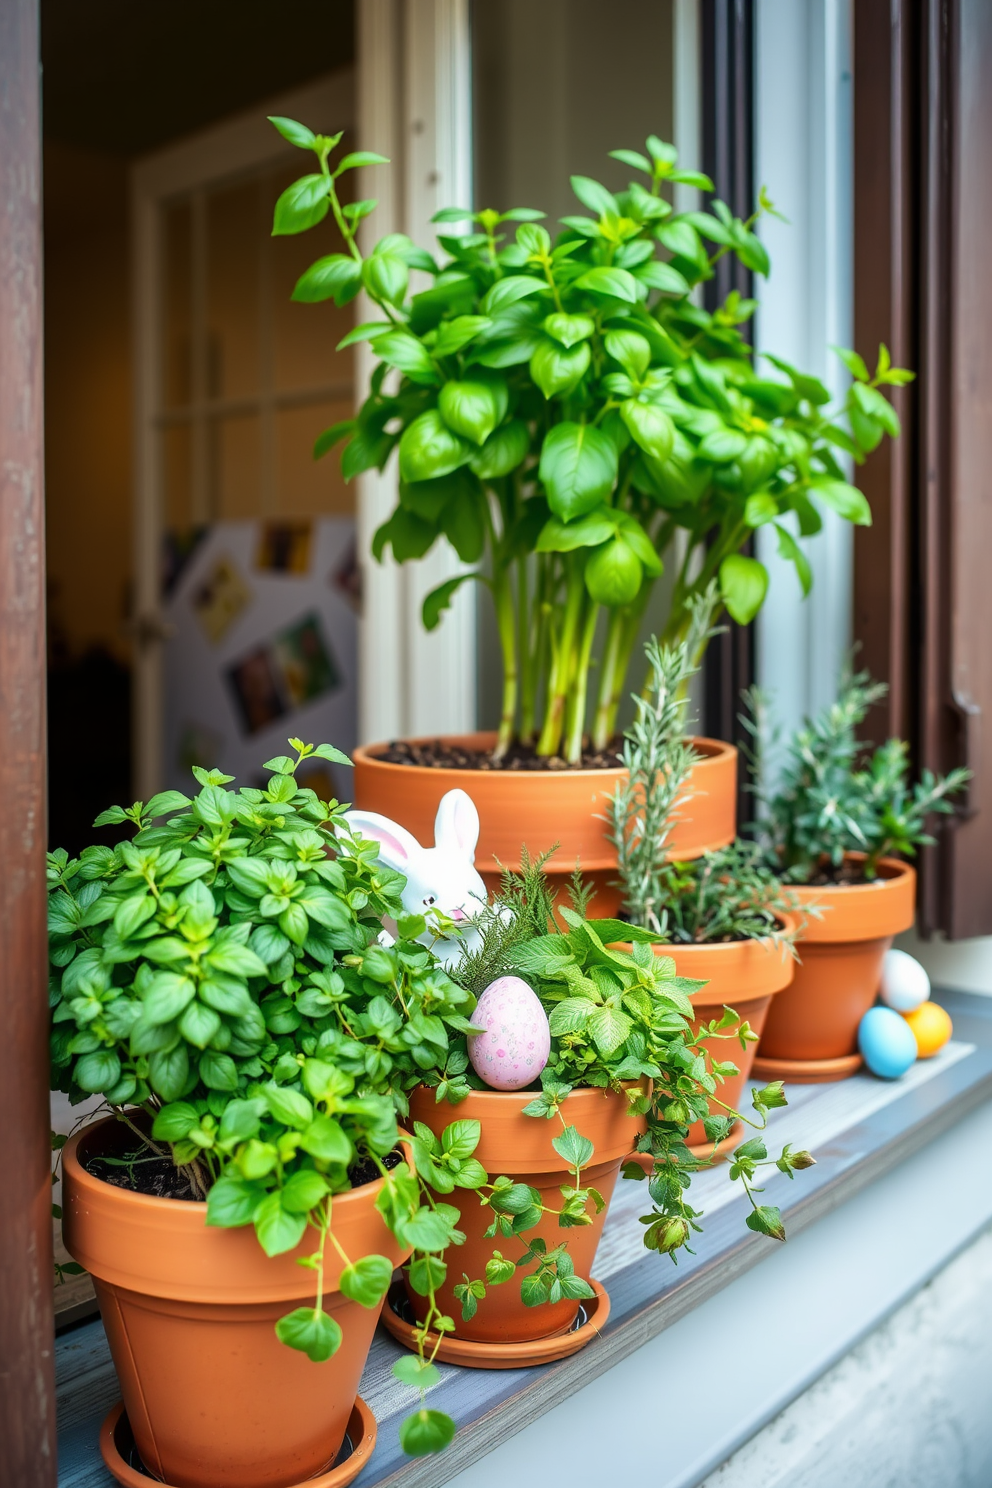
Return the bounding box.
[269,115,911,762]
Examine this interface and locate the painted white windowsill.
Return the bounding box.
[442,1091,992,1488]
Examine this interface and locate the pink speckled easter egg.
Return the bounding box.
[468,975,551,1091]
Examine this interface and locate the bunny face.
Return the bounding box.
[339,789,487,967]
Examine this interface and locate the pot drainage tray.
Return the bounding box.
[380,1276,610,1368]
[98,1397,376,1488]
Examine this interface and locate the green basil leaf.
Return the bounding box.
[620,400,675,462]
[584,537,642,606]
[539,422,618,521]
[438,373,508,446]
[272,174,330,236]
[573,266,639,303]
[469,418,530,480]
[720,553,770,624]
[291,254,362,306]
[530,338,591,399]
[399,411,473,483]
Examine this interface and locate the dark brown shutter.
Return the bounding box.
[0,0,58,1482]
[854,0,992,938]
[700,0,756,817]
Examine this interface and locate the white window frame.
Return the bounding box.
[356,0,476,745]
[754,0,855,739]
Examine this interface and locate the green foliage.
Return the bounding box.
[440,866,814,1269]
[47,736,475,1455]
[274,118,910,762]
[745,669,970,881]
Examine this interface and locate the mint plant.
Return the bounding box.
[48,739,484,1455]
[745,669,970,882]
[269,115,910,762]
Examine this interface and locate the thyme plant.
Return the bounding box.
[745,669,970,882]
[270,115,910,761]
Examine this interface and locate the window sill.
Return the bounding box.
[56,989,992,1488]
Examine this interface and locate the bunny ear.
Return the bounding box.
[340,810,424,872]
[433,789,480,861]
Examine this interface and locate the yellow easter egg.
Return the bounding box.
[902,1000,953,1058]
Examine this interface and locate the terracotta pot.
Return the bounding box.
[63,1119,411,1488]
[664,930,796,1146]
[754,855,916,1083]
[404,1084,645,1344]
[354,731,737,917]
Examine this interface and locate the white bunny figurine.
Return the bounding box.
[339,788,487,968]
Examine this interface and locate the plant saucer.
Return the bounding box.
[381,1277,610,1369]
[752,1051,863,1084]
[98,1397,376,1488]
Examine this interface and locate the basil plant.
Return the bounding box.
[270,117,910,762]
[48,740,484,1456]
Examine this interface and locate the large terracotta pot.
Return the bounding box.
[354,731,737,917]
[63,1119,411,1488]
[403,1084,645,1345]
[664,929,796,1148]
[753,855,916,1083]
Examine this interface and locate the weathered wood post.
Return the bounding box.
[0,0,58,1482]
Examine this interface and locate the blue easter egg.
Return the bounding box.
[859,1006,917,1079]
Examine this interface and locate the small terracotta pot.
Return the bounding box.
[403,1084,645,1345]
[63,1119,411,1488]
[753,855,916,1083]
[665,930,796,1146]
[354,730,737,917]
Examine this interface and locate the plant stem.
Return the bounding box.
[492,563,518,758]
[591,608,627,751]
[536,557,584,757]
[516,557,532,746]
[563,597,600,763]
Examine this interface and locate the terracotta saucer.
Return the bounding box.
[381,1277,610,1369]
[99,1397,376,1488]
[752,1051,863,1084]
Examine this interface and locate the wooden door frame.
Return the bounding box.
[0,1,57,1484]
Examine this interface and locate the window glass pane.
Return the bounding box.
[162,199,192,409]
[472,0,675,223]
[276,400,355,516]
[212,413,261,519]
[162,422,192,532]
[206,179,261,401]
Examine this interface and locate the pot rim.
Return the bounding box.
[787,852,914,897]
[64,1115,403,1219]
[353,730,736,779]
[785,854,916,942]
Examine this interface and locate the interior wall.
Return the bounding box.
[44,141,132,667]
[470,0,675,732]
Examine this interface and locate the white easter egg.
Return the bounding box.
[879,948,930,1013]
[468,976,551,1092]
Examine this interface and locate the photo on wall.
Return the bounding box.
[226,612,340,735]
[163,518,358,797]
